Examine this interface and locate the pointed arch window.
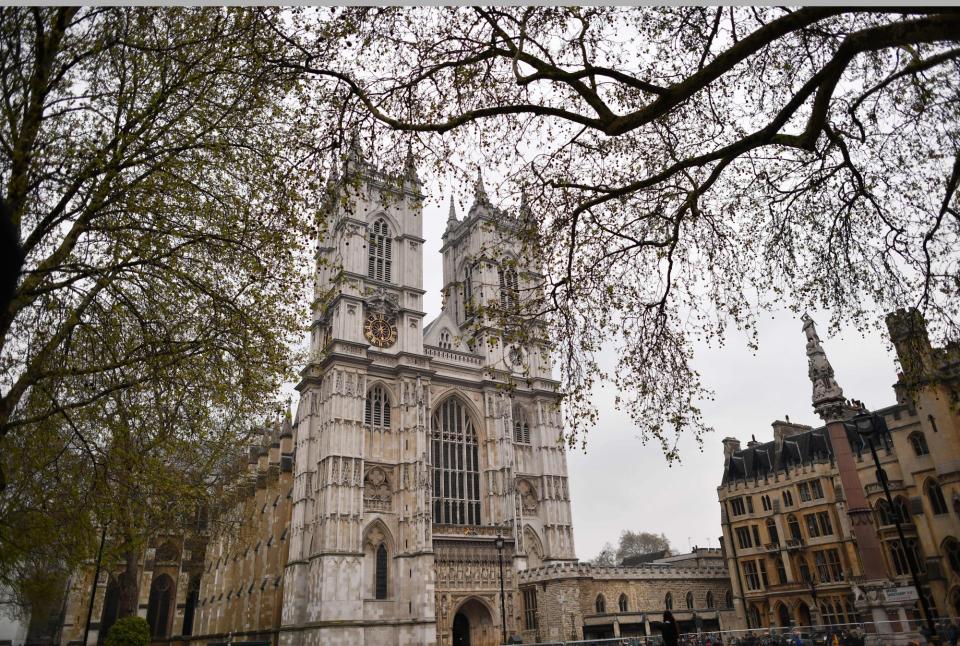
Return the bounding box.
[499,266,519,309]
[431,398,481,525]
[463,264,475,315]
[927,479,948,515]
[910,432,930,456]
[788,514,802,541]
[685,591,694,609]
[368,218,392,282]
[775,556,787,584]
[146,574,174,637]
[375,543,388,599]
[725,590,733,609]
[944,537,960,575]
[706,591,715,609]
[618,593,628,612]
[595,594,606,614]
[665,592,673,610]
[766,518,779,545]
[439,329,453,349]
[365,385,391,430]
[513,404,531,444]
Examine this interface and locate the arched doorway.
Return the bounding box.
[777,602,791,628]
[452,598,495,646]
[797,601,812,627]
[146,573,174,637]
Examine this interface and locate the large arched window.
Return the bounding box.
[431,397,481,525]
[146,574,174,637]
[875,499,892,526]
[182,574,200,636]
[499,265,519,309]
[365,385,391,430]
[685,591,694,609]
[926,479,948,515]
[375,543,388,599]
[97,576,120,646]
[796,556,812,583]
[368,218,392,282]
[665,592,673,610]
[596,594,606,614]
[513,404,531,444]
[909,432,930,456]
[618,593,628,612]
[775,557,788,584]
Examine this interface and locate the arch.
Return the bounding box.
[182,574,200,636]
[787,514,802,541]
[368,217,393,282]
[705,591,715,609]
[664,592,673,610]
[146,573,174,637]
[439,328,453,349]
[617,593,628,612]
[522,525,545,570]
[747,604,762,629]
[498,265,519,309]
[795,555,811,583]
[595,593,606,614]
[685,591,694,609]
[431,395,482,525]
[943,536,960,575]
[97,575,120,645]
[512,403,531,444]
[451,596,495,646]
[894,496,913,526]
[796,600,812,627]
[925,478,948,515]
[909,431,930,456]
[363,519,394,600]
[775,601,791,628]
[365,384,392,431]
[775,556,787,584]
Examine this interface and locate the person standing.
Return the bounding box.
[662,611,680,646]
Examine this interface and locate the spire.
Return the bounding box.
[403,141,420,183]
[474,167,490,205]
[801,313,846,421]
[447,194,458,222]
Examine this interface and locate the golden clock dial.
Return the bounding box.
[364,312,397,348]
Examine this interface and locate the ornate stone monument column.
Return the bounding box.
[802,315,920,645]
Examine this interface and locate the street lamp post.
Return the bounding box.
[847,412,938,643]
[494,533,507,645]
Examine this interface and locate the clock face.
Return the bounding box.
[364,312,397,348]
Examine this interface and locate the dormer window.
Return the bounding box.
[368,218,392,282]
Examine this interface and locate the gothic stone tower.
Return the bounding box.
[282,157,576,646]
[281,153,436,646]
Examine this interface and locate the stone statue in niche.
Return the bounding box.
[517,480,538,513]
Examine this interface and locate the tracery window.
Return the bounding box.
[876,499,892,526]
[513,404,531,444]
[926,479,948,515]
[618,593,628,612]
[499,265,519,309]
[910,432,930,456]
[368,218,392,282]
[439,330,453,349]
[767,518,779,545]
[146,574,173,637]
[788,514,802,541]
[775,557,787,584]
[431,397,481,525]
[375,544,388,599]
[365,385,391,430]
[889,538,925,576]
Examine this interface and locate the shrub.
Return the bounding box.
[105,616,150,646]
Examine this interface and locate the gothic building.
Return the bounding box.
[718,310,960,639]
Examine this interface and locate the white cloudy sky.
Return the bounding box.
[414,184,901,561]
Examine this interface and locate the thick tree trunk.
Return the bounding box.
[117,549,139,619]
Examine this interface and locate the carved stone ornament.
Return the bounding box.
[801,314,845,418]
[517,479,538,513]
[363,288,400,316]
[364,467,392,511]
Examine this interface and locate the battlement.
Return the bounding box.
[517,560,728,584]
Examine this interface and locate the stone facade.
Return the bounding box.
[718,310,960,633]
[516,552,735,643]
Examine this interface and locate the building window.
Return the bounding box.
[368,218,392,282]
[596,594,606,614]
[665,592,673,610]
[767,518,779,545]
[619,593,628,612]
[752,525,762,547]
[876,499,892,526]
[431,397,481,525]
[775,557,787,584]
[685,591,694,609]
[735,526,753,550]
[799,482,811,502]
[945,537,960,575]
[810,480,824,499]
[499,265,519,309]
[463,264,474,315]
[889,539,925,576]
[926,479,948,515]
[743,561,761,591]
[730,497,746,516]
[365,385,391,430]
[522,587,538,630]
[746,496,754,514]
[439,329,453,349]
[375,543,388,599]
[725,590,733,609]
[783,490,794,507]
[758,559,769,587]
[788,514,802,541]
[805,513,821,538]
[817,511,833,535]
[146,574,174,638]
[706,591,715,609]
[796,556,812,583]
[513,404,531,444]
[909,432,930,456]
[761,495,771,511]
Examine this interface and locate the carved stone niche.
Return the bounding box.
[363,466,393,511]
[516,479,538,514]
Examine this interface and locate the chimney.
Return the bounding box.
[722,437,741,464]
[747,434,761,448]
[773,419,812,449]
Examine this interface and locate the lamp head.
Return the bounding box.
[494,534,505,550]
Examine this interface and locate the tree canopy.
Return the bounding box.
[0,6,319,619]
[276,7,960,455]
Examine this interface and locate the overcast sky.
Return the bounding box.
[415,186,902,561]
